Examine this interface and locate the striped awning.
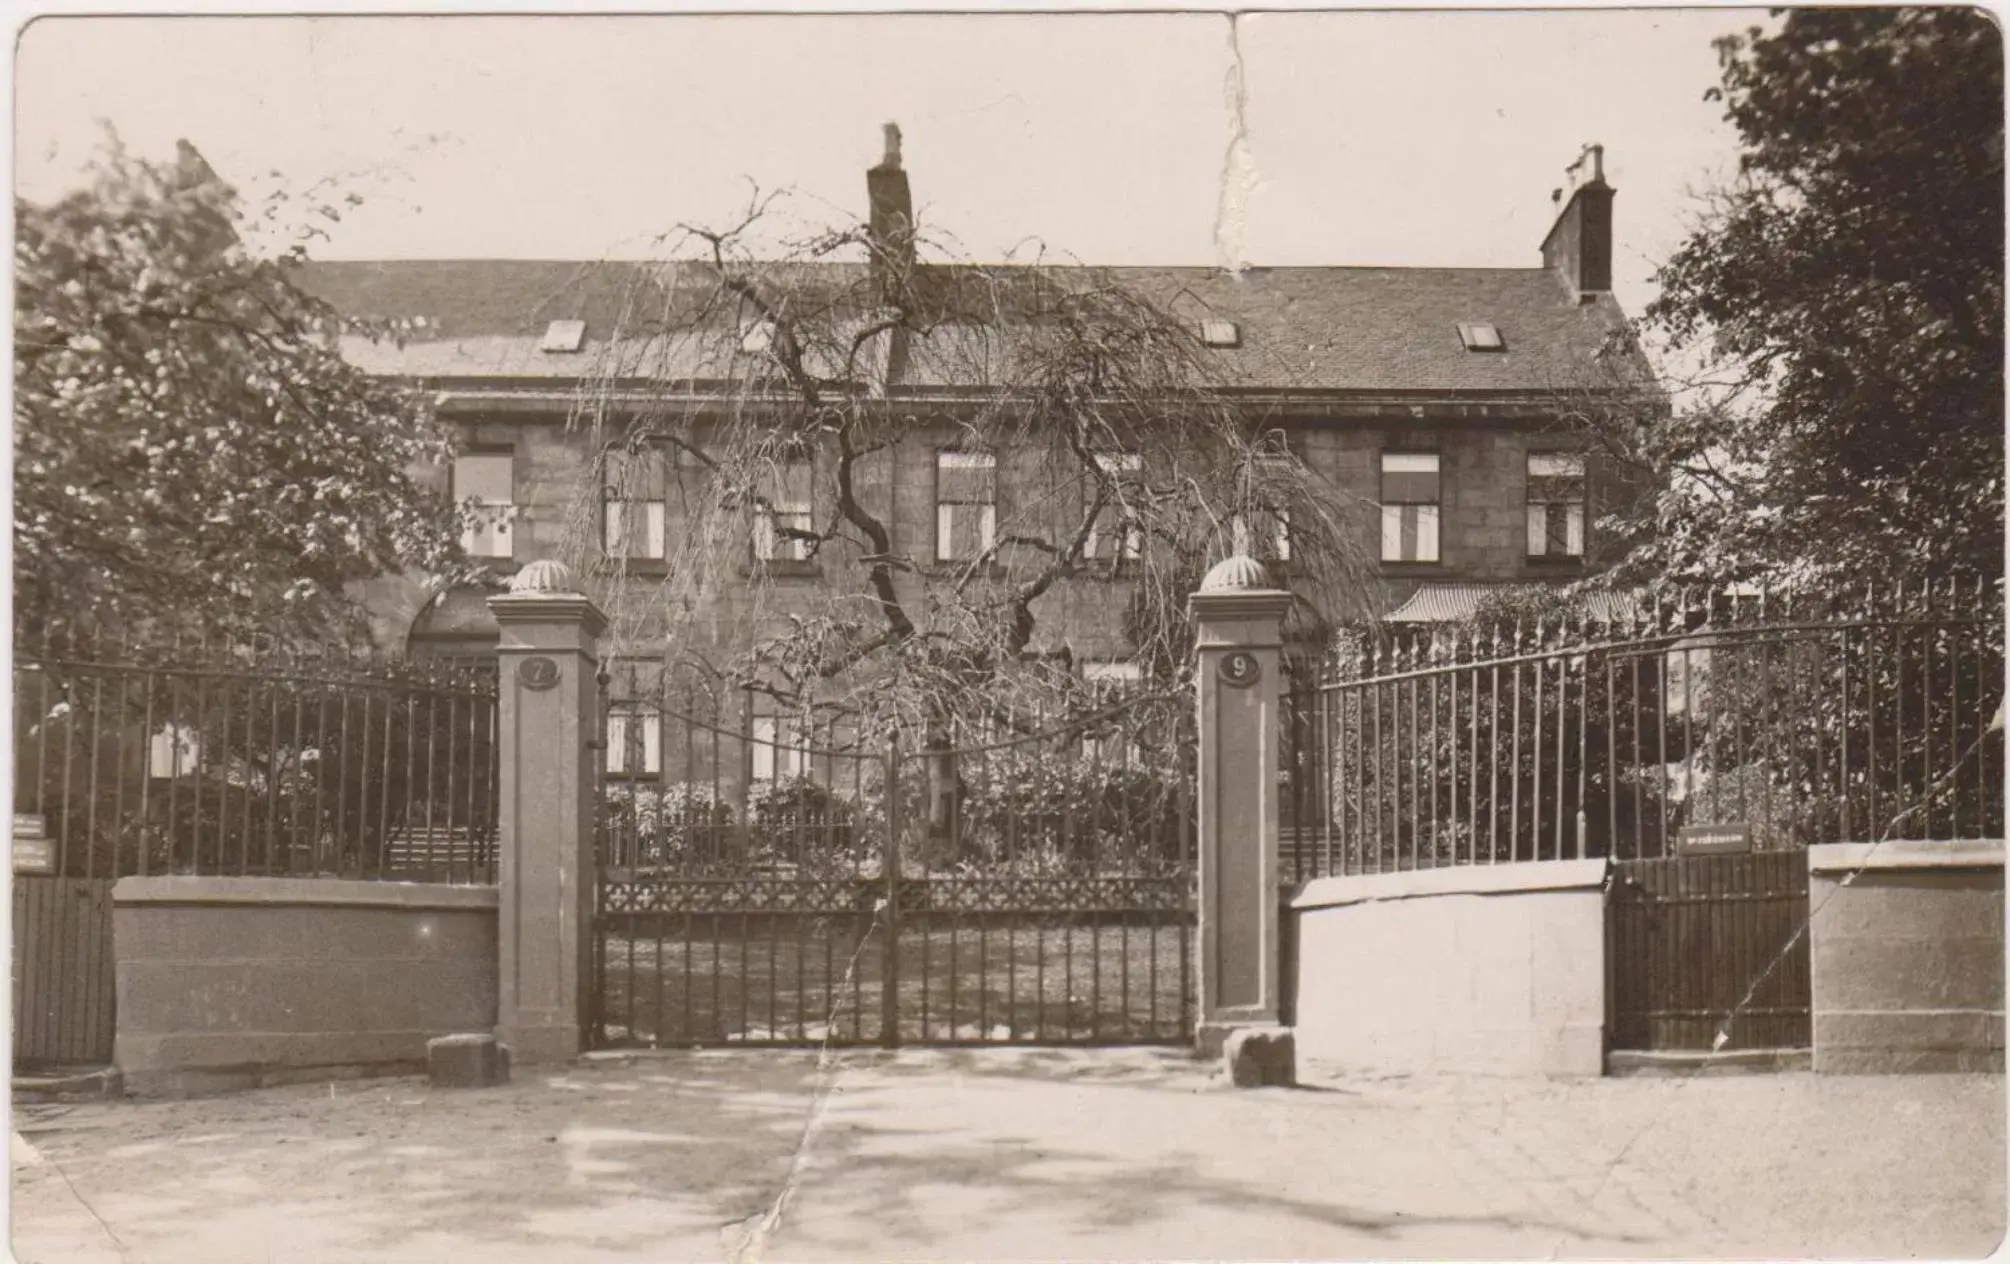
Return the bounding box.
[1383,583,1638,624]
[1384,583,1503,623]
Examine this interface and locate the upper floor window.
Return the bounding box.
[454,452,515,559]
[752,459,814,562]
[1231,507,1292,563]
[1527,452,1586,559]
[603,447,667,562]
[1379,452,1441,564]
[1234,441,1296,564]
[936,452,997,563]
[1085,452,1144,563]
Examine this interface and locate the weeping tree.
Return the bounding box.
[550,173,1378,860]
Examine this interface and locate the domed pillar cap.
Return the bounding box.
[508,559,581,595]
[1189,552,1291,628]
[488,559,606,635]
[1198,553,1275,594]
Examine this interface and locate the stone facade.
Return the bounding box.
[379,410,1622,659]
[309,139,1642,664]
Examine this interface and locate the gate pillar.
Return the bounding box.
[1188,554,1292,1057]
[487,561,606,1062]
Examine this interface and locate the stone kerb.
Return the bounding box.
[487,560,607,1063]
[1188,554,1293,1071]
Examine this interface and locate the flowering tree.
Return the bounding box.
[14,137,468,645]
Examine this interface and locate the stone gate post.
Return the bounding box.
[487,560,606,1061]
[1189,555,1292,1060]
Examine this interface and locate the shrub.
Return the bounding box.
[745,774,864,871]
[957,745,1188,875]
[602,782,734,868]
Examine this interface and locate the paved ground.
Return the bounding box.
[9,1049,2004,1262]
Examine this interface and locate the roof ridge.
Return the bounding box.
[302,258,1563,276]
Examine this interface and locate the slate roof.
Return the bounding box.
[296,258,1644,396]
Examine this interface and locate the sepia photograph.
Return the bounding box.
[7,5,2004,1260]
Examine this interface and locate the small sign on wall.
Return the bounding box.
[1677,823,1751,857]
[13,814,54,874]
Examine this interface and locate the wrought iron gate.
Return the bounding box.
[1606,851,1812,1053]
[592,666,1196,1048]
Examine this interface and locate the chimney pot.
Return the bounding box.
[881,122,902,170]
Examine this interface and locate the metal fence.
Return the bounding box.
[593,662,1195,1047]
[1281,581,2004,881]
[13,632,501,883]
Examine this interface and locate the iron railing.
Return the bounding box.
[593,662,1195,1047]
[1282,581,2004,881]
[13,631,500,883]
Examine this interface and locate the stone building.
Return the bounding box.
[301,134,1647,764]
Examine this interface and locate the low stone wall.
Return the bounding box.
[1287,860,1607,1076]
[113,877,498,1095]
[1807,841,2004,1074]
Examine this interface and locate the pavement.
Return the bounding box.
[7,1048,2004,1262]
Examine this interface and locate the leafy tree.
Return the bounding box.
[1572,10,2003,588]
[14,136,468,644]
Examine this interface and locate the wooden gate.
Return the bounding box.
[12,876,117,1066]
[1606,851,1811,1052]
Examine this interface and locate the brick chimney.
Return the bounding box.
[1541,144,1614,300]
[867,122,914,303]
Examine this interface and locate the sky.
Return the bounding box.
[14,8,1767,319]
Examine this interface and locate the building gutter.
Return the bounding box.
[422,382,1636,419]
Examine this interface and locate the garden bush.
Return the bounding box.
[745,774,865,871]
[956,744,1188,875]
[601,781,734,867]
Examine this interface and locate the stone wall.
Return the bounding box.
[1807,841,2005,1074]
[113,877,497,1095]
[1287,859,1607,1076]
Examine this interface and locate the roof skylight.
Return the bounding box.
[540,320,587,353]
[1200,319,1241,348]
[1458,322,1505,352]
